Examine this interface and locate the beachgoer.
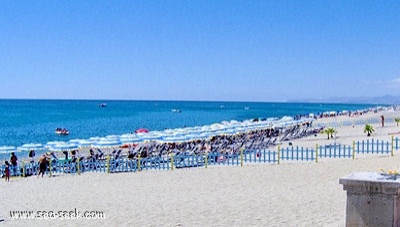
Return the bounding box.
[381,115,385,127]
[4,161,10,182]
[63,150,68,160]
[89,149,95,157]
[29,149,36,163]
[38,155,48,178]
[127,151,134,159]
[10,152,18,175]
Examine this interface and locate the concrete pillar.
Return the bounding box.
[340,172,400,227]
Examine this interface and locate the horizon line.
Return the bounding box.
[0,97,389,105]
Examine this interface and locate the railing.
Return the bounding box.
[355,139,391,155]
[318,144,352,159]
[280,146,315,162]
[1,137,399,178]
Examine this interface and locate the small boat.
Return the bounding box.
[171,109,181,113]
[99,103,107,107]
[55,128,69,135]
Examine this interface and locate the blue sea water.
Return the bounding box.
[0,99,379,148]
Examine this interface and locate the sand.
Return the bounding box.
[1,108,400,227]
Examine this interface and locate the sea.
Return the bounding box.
[0,99,383,147]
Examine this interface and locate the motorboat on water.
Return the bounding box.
[171,109,181,113]
[55,128,69,135]
[99,103,107,107]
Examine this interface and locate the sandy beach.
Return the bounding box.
[2,109,400,226]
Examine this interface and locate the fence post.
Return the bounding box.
[392,136,394,156]
[22,161,25,177]
[352,140,355,160]
[138,155,141,172]
[204,152,208,168]
[106,155,110,173]
[48,158,52,177]
[77,156,81,175]
[315,144,318,163]
[278,146,281,165]
[170,154,174,171]
[240,148,244,166]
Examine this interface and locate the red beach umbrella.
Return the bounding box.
[135,128,149,133]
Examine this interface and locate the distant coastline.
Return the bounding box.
[288,95,400,105]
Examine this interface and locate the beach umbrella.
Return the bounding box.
[18,143,47,152]
[68,139,93,147]
[120,134,142,144]
[92,138,122,147]
[50,142,79,152]
[0,146,16,160]
[92,138,122,155]
[0,146,16,154]
[45,141,65,149]
[137,132,163,141]
[88,136,102,142]
[17,143,48,159]
[68,139,83,144]
[135,128,149,133]
[77,139,93,148]
[162,136,189,143]
[106,135,120,140]
[47,142,80,160]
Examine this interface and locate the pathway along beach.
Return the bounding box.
[2,109,400,226]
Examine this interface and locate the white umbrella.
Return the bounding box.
[106,135,120,140]
[69,139,93,148]
[77,140,93,148]
[93,138,122,147]
[68,139,83,144]
[17,143,48,160]
[92,138,122,155]
[120,135,142,144]
[137,132,163,141]
[18,143,47,152]
[50,142,79,152]
[0,146,16,154]
[45,141,64,149]
[0,146,16,160]
[162,136,189,143]
[89,137,102,142]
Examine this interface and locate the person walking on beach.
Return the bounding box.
[381,115,385,127]
[10,152,18,175]
[38,155,48,178]
[4,161,10,182]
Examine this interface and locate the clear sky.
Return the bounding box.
[0,0,399,102]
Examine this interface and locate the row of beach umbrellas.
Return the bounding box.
[0,117,314,158]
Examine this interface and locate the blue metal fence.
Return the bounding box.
[355,139,391,154]
[318,144,352,158]
[1,137,399,178]
[280,146,315,161]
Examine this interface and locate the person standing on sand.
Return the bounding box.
[38,155,48,178]
[10,152,18,175]
[4,161,10,182]
[381,115,385,127]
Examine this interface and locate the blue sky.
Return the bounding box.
[0,0,399,102]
